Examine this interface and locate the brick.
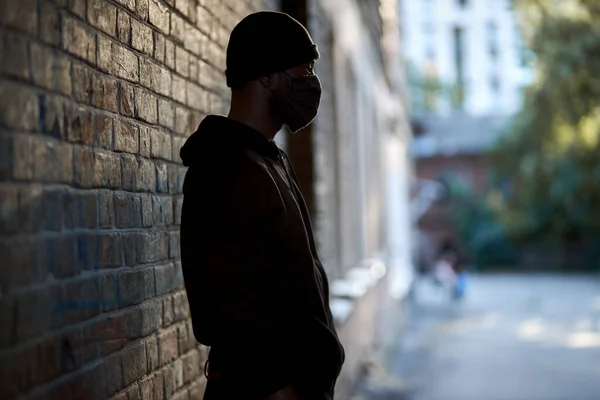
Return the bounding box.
[158,99,175,130]
[0,343,39,398]
[44,235,78,278]
[167,165,180,195]
[120,82,135,117]
[72,64,93,103]
[174,0,193,21]
[139,157,156,192]
[121,154,140,191]
[173,359,184,390]
[172,74,187,104]
[122,341,147,386]
[125,299,162,339]
[0,82,39,131]
[174,196,183,225]
[94,151,121,189]
[187,83,208,111]
[33,138,74,184]
[99,273,118,312]
[88,0,117,37]
[183,27,205,57]
[136,0,149,21]
[0,0,37,35]
[38,189,64,231]
[189,381,207,400]
[0,135,11,181]
[126,385,142,400]
[118,269,146,307]
[156,162,168,193]
[189,55,198,83]
[173,291,189,322]
[42,95,66,140]
[97,114,114,149]
[58,277,101,324]
[170,13,185,43]
[155,262,178,295]
[115,0,135,12]
[137,231,168,264]
[175,46,190,78]
[141,58,171,96]
[163,363,182,399]
[169,231,179,259]
[114,119,139,153]
[103,353,124,397]
[63,17,96,64]
[0,32,29,80]
[114,192,141,228]
[153,32,166,64]
[140,373,163,400]
[91,74,119,112]
[196,5,212,35]
[117,10,131,45]
[139,126,151,157]
[158,328,178,366]
[0,187,19,234]
[174,106,191,135]
[132,19,153,55]
[74,146,95,187]
[68,0,86,18]
[98,36,139,82]
[153,195,173,226]
[171,137,184,166]
[150,129,172,161]
[140,193,153,226]
[64,191,98,229]
[18,185,43,232]
[99,232,123,268]
[0,237,41,292]
[99,190,115,227]
[149,0,170,33]
[162,296,174,327]
[165,39,175,69]
[31,44,71,94]
[182,349,201,384]
[85,313,127,356]
[146,336,159,372]
[122,232,137,266]
[37,334,62,383]
[135,88,158,123]
[76,233,99,270]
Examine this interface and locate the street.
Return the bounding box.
[354,274,600,400]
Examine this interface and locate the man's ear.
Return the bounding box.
[257,72,279,89]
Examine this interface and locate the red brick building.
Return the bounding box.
[0,0,412,398]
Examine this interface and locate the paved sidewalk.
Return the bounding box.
[352,274,600,400]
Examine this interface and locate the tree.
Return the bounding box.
[489,0,600,253]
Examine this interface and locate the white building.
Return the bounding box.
[400,0,533,118]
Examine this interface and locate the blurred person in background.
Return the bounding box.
[179,11,344,400]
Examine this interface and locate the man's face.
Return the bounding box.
[269,60,316,98]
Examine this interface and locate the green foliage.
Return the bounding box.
[488,0,600,243]
[441,174,519,269]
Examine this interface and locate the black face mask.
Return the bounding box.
[270,72,322,134]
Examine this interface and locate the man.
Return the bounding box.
[179,11,345,400]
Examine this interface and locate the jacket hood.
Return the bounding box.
[179,115,281,167]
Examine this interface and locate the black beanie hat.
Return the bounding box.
[225,11,320,88]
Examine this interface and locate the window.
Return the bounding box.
[487,21,498,59]
[453,26,465,109]
[491,75,500,93]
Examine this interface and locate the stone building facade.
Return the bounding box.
[0,0,413,398]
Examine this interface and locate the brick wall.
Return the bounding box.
[0,0,273,399]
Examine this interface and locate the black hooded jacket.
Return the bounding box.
[179,115,345,398]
